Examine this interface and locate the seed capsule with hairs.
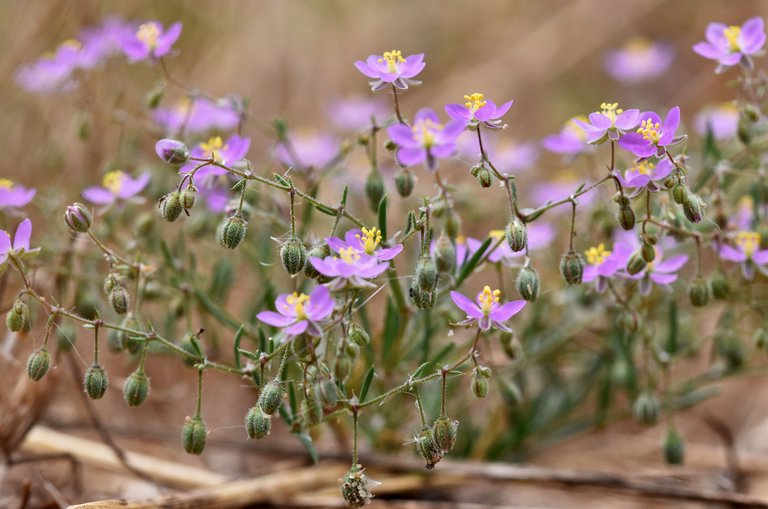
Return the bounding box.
[349,322,370,346]
[559,251,585,285]
[471,163,493,188]
[218,214,248,249]
[258,381,284,415]
[688,277,709,307]
[633,391,660,426]
[471,366,492,399]
[394,168,415,197]
[626,251,648,276]
[6,299,28,333]
[505,218,527,252]
[409,280,436,309]
[663,427,685,465]
[280,237,307,275]
[181,415,208,455]
[304,243,330,279]
[109,286,130,315]
[515,265,540,302]
[180,185,197,212]
[433,233,456,274]
[341,465,377,508]
[682,193,703,223]
[710,271,730,300]
[27,348,50,381]
[245,405,272,439]
[103,273,120,295]
[414,429,443,469]
[416,256,439,293]
[432,417,459,454]
[365,170,385,212]
[318,378,338,409]
[615,195,636,231]
[671,183,687,204]
[160,191,183,222]
[84,363,109,399]
[123,369,150,407]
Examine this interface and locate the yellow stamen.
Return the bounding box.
[736,231,760,258]
[199,136,228,161]
[624,37,651,52]
[585,243,611,265]
[456,235,466,245]
[599,102,624,125]
[633,160,655,176]
[412,118,442,147]
[60,39,82,50]
[463,92,487,113]
[724,25,742,52]
[136,23,161,49]
[339,246,361,264]
[637,117,661,144]
[489,230,505,240]
[102,170,125,194]
[286,292,310,320]
[478,285,501,315]
[0,179,14,190]
[355,227,382,255]
[377,50,406,73]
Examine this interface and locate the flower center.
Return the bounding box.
[200,136,228,160]
[585,243,611,265]
[0,179,14,190]
[102,170,125,194]
[599,102,623,126]
[412,119,442,148]
[724,25,742,52]
[736,231,760,258]
[136,23,161,49]
[356,227,382,255]
[478,285,501,315]
[286,292,310,320]
[61,39,82,51]
[339,246,361,264]
[625,37,651,53]
[634,160,655,175]
[378,50,406,73]
[464,93,487,114]
[456,235,466,245]
[637,117,661,144]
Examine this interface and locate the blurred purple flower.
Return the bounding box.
[694,102,739,140]
[275,133,339,170]
[530,176,596,209]
[80,17,136,63]
[309,250,389,291]
[257,285,333,337]
[618,106,682,158]
[718,231,768,279]
[326,227,402,261]
[693,17,765,70]
[14,40,86,94]
[82,171,150,206]
[582,242,633,292]
[731,196,756,231]
[541,117,594,159]
[450,286,526,332]
[153,97,242,136]
[574,103,640,143]
[0,218,39,266]
[604,38,674,82]
[198,176,232,213]
[354,50,425,91]
[445,93,513,129]
[387,108,464,170]
[122,21,182,61]
[329,97,388,131]
[489,141,540,174]
[618,158,674,191]
[180,135,251,179]
[0,180,36,210]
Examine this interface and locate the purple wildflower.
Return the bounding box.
[718,231,768,279]
[0,219,39,266]
[82,171,150,206]
[618,158,674,191]
[450,286,526,332]
[0,180,36,210]
[80,17,136,63]
[122,21,182,61]
[153,97,242,136]
[309,250,389,291]
[354,50,425,91]
[275,133,339,170]
[256,285,334,337]
[574,103,640,143]
[695,102,739,140]
[622,249,688,296]
[541,117,594,159]
[180,135,251,179]
[387,109,464,170]
[445,93,513,129]
[530,175,597,210]
[604,38,675,83]
[329,97,388,131]
[618,107,683,158]
[14,40,86,94]
[582,242,633,292]
[199,176,233,213]
[693,17,766,70]
[326,227,402,262]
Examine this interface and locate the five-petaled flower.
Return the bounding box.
[604,38,675,83]
[718,231,768,279]
[582,242,632,292]
[153,97,242,136]
[0,179,36,210]
[326,227,403,262]
[450,286,526,332]
[309,249,389,291]
[275,133,340,171]
[445,93,513,130]
[122,21,182,61]
[82,171,150,206]
[0,219,40,267]
[693,16,766,71]
[387,108,464,170]
[617,158,674,191]
[354,50,425,91]
[618,106,683,158]
[574,103,640,143]
[257,285,334,337]
[541,116,595,159]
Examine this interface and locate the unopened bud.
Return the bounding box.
[84,363,109,399]
[245,405,272,439]
[155,139,189,165]
[633,391,660,426]
[27,348,51,381]
[258,381,284,415]
[365,171,385,212]
[180,185,197,211]
[682,193,703,223]
[432,417,458,454]
[103,273,120,295]
[710,271,730,300]
[64,203,92,233]
[109,286,130,315]
[416,256,439,293]
[409,280,436,309]
[641,242,656,263]
[471,163,493,188]
[160,191,183,222]
[471,366,491,398]
[505,218,527,252]
[6,299,28,333]
[663,426,685,465]
[414,428,443,469]
[181,415,208,455]
[688,277,709,307]
[615,195,636,230]
[280,237,307,275]
[394,168,415,197]
[559,250,585,285]
[671,183,687,204]
[515,265,540,302]
[626,251,648,276]
[433,233,456,274]
[349,322,370,346]
[123,369,150,407]
[218,214,248,249]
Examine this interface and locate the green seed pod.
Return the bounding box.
[663,426,685,465]
[218,214,248,250]
[671,183,687,204]
[56,323,76,352]
[280,237,307,275]
[682,193,703,223]
[120,314,143,355]
[416,256,439,293]
[84,363,109,400]
[633,391,660,426]
[626,251,648,276]
[505,218,527,252]
[334,354,353,382]
[292,334,320,361]
[710,270,730,300]
[6,299,28,333]
[304,243,330,279]
[63,202,92,233]
[349,322,370,347]
[301,390,324,426]
[181,415,208,455]
[615,195,636,231]
[26,348,51,381]
[394,168,415,197]
[471,366,491,399]
[318,378,338,409]
[515,265,540,302]
[160,191,183,222]
[738,114,752,144]
[245,405,272,439]
[431,417,459,454]
[109,286,130,315]
[688,277,710,307]
[123,370,150,407]
[409,280,436,309]
[641,242,656,263]
[365,170,385,212]
[414,428,443,469]
[559,250,585,285]
[180,185,197,211]
[470,162,493,188]
[443,208,461,240]
[258,381,284,415]
[341,465,376,508]
[433,233,456,274]
[103,273,120,295]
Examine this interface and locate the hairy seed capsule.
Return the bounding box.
[318,378,338,409]
[160,191,183,222]
[710,271,730,300]
[27,348,51,381]
[475,166,493,188]
[181,415,208,455]
[416,256,439,293]
[341,465,376,508]
[433,233,456,274]
[671,183,687,204]
[432,417,459,454]
[64,202,92,233]
[682,193,703,223]
[688,277,710,307]
[103,273,120,295]
[349,322,370,346]
[515,265,540,302]
[633,391,660,426]
[280,237,307,275]
[471,366,491,399]
[365,170,385,212]
[615,195,636,231]
[109,286,130,315]
[559,250,585,285]
[180,185,197,211]
[394,168,415,197]
[641,242,656,263]
[505,218,527,252]
[84,363,109,399]
[245,405,272,439]
[123,370,150,407]
[6,299,28,333]
[663,427,685,465]
[304,243,330,279]
[415,428,443,469]
[409,280,436,309]
[626,251,648,276]
[218,214,248,249]
[258,381,284,415]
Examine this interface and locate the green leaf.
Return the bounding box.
[378,195,388,240]
[273,173,290,187]
[411,361,432,380]
[233,325,246,370]
[341,185,349,207]
[294,431,319,463]
[456,237,492,286]
[237,348,259,362]
[359,366,375,403]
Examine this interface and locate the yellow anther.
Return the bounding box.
[60,39,82,50]
[0,179,14,189]
[724,25,742,51]
[339,246,361,264]
[625,37,651,52]
[102,170,125,193]
[412,118,441,147]
[356,227,382,255]
[478,285,501,315]
[599,102,624,125]
[585,243,611,265]
[200,136,228,160]
[637,117,661,143]
[633,160,655,175]
[377,50,406,73]
[136,23,161,49]
[736,231,761,257]
[489,230,505,240]
[464,92,487,113]
[286,292,310,320]
[738,195,754,212]
[456,235,466,245]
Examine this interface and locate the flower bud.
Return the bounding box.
[416,256,439,293]
[155,139,189,165]
[710,271,730,300]
[160,191,183,222]
[626,251,648,276]
[258,381,284,415]
[433,233,456,274]
[432,417,459,454]
[216,214,247,249]
[103,273,120,295]
[64,203,92,233]
[559,250,585,285]
[471,163,493,188]
[633,391,660,426]
[6,299,28,333]
[84,363,109,399]
[123,369,150,407]
[280,237,307,275]
[27,348,51,381]
[615,195,636,231]
[471,366,491,399]
[109,286,130,315]
[515,265,540,302]
[365,171,385,212]
[682,193,703,223]
[304,243,330,279]
[181,415,208,455]
[663,426,684,465]
[341,465,376,508]
[245,405,272,439]
[180,185,197,211]
[394,169,415,197]
[414,428,443,469]
[671,183,687,204]
[641,242,656,263]
[349,322,370,346]
[505,218,527,252]
[688,277,709,307]
[318,378,338,409]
